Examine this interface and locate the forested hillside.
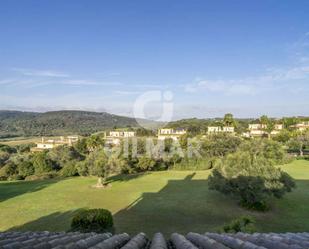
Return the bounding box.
[0,110,141,138]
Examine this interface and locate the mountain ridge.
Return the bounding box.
[0,110,146,138]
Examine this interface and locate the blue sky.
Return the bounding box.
[0,0,309,120]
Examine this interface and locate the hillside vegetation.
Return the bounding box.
[0,110,141,138]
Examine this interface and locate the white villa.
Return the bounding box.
[290,122,309,131]
[208,126,235,134]
[245,123,283,137]
[109,131,135,138]
[106,130,136,145]
[157,128,186,140]
[31,135,79,152]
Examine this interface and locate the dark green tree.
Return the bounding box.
[208,151,295,211]
[288,131,309,156]
[32,152,55,175]
[137,156,156,171]
[223,113,235,127]
[0,161,17,180]
[18,161,35,178]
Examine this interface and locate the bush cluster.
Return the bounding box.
[222,216,256,233]
[71,209,114,233]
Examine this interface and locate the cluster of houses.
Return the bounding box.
[105,128,187,145]
[31,121,309,151]
[243,123,284,138]
[31,136,79,152]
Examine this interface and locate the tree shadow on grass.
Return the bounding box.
[0,179,60,203]
[7,209,82,232]
[106,172,149,184]
[113,173,239,236]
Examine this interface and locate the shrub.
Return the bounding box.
[0,151,10,167]
[0,161,17,181]
[14,143,35,153]
[25,172,58,181]
[208,151,295,211]
[137,156,156,171]
[18,161,35,178]
[32,152,55,174]
[71,209,114,233]
[60,162,78,177]
[77,161,89,176]
[7,174,24,181]
[222,216,256,233]
[0,144,16,154]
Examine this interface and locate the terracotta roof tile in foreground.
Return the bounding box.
[0,231,309,249]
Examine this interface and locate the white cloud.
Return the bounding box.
[12,68,70,78]
[0,74,123,88]
[184,32,309,96]
[0,78,16,85]
[184,64,309,95]
[114,90,141,95]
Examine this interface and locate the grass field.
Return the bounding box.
[0,160,308,236]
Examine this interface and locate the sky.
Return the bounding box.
[0,0,309,120]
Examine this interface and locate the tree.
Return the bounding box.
[179,134,189,150]
[208,151,295,211]
[202,133,242,158]
[0,151,10,167]
[84,149,114,187]
[240,139,287,165]
[137,156,156,171]
[265,120,275,139]
[0,144,16,154]
[260,115,275,139]
[223,113,235,127]
[32,152,55,175]
[18,161,34,178]
[74,138,89,155]
[48,145,83,169]
[273,130,292,144]
[282,117,298,131]
[0,161,17,180]
[260,115,269,126]
[86,135,104,152]
[288,131,309,156]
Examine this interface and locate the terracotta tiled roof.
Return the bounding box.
[1,231,309,249]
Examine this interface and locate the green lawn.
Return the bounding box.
[0,160,308,236]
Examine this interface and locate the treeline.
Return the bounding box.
[0,131,296,181]
[0,110,143,138]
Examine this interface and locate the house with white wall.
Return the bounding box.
[31,136,79,152]
[207,126,235,134]
[246,123,283,137]
[157,128,186,140]
[290,122,309,131]
[106,130,136,145]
